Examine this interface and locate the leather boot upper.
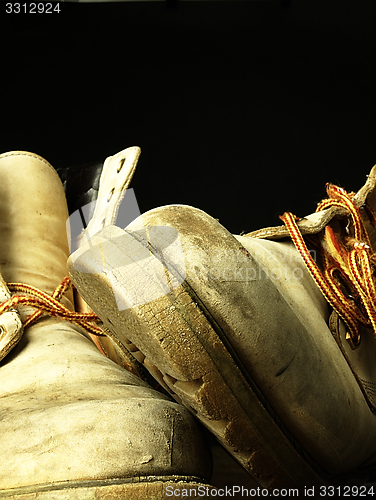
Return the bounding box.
[118,201,376,476]
[0,151,212,491]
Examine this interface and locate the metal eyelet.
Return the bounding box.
[107,188,115,202]
[117,158,126,173]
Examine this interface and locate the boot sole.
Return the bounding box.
[68,227,330,490]
[0,477,213,499]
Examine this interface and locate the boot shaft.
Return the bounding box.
[0,151,73,310]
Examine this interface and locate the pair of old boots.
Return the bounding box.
[1,150,376,498]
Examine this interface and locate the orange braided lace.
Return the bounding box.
[280,183,376,348]
[0,276,105,336]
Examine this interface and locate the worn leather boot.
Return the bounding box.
[0,151,213,499]
[59,148,261,495]
[68,163,376,491]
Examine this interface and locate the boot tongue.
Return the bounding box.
[0,152,74,311]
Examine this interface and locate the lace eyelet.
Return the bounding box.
[107,188,115,202]
[117,158,126,173]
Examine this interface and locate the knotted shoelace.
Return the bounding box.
[0,276,105,336]
[0,277,143,376]
[280,183,376,348]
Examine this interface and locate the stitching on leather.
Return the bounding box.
[360,378,376,390]
[0,151,56,175]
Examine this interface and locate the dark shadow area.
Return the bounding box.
[1,0,375,234]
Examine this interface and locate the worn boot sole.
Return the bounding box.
[68,225,332,490]
[0,477,214,499]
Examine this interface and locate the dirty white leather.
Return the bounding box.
[0,274,23,362]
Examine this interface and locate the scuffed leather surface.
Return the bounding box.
[131,204,376,476]
[0,151,74,312]
[0,318,212,489]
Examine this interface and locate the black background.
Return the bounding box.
[1,0,376,235]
